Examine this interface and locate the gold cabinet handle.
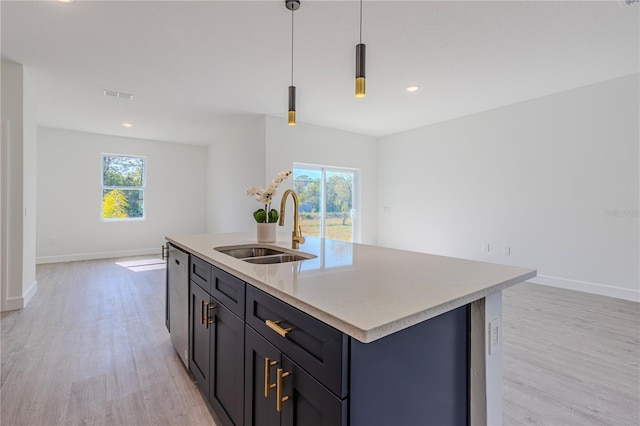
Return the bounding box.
[264,357,278,397]
[276,367,291,412]
[265,320,293,338]
[205,304,216,329]
[161,245,167,260]
[200,300,206,325]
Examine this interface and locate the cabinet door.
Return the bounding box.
[209,303,244,426]
[280,355,346,426]
[189,282,211,398]
[244,326,281,426]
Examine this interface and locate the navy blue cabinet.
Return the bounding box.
[209,302,244,426]
[245,326,346,426]
[187,255,470,426]
[244,325,282,426]
[189,262,244,426]
[190,281,211,396]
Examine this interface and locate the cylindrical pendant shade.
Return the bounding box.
[355,77,365,98]
[355,43,366,98]
[288,85,296,126]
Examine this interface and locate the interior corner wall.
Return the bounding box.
[206,115,266,233]
[1,61,24,310]
[1,61,37,311]
[377,74,639,301]
[264,116,378,245]
[22,66,37,302]
[36,128,207,263]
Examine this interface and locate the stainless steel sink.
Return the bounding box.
[217,247,285,259]
[243,254,310,264]
[214,244,316,264]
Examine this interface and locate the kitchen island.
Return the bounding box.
[166,232,536,426]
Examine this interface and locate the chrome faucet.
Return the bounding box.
[279,189,306,250]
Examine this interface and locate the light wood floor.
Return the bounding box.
[1,257,638,426]
[502,283,639,426]
[1,257,216,426]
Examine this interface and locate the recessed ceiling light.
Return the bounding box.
[406,85,420,93]
[103,89,134,101]
[122,123,133,128]
[57,0,74,3]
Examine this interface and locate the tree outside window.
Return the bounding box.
[101,154,145,220]
[293,165,359,242]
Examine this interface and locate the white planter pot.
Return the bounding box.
[256,223,277,243]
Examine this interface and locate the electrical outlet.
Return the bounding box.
[504,247,511,256]
[488,317,501,355]
[482,243,490,253]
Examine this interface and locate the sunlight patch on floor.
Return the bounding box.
[116,258,166,272]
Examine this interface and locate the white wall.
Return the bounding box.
[265,115,378,245]
[1,61,38,311]
[22,67,38,302]
[37,128,207,263]
[377,74,639,301]
[206,116,265,233]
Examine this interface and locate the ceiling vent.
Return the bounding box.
[102,89,134,101]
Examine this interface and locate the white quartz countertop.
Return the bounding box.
[166,232,536,343]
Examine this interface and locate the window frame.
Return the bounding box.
[293,163,361,243]
[100,153,147,222]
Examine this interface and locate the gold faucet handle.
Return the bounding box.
[296,226,305,245]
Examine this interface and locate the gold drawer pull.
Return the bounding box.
[276,368,291,412]
[206,304,216,329]
[264,357,278,397]
[265,320,293,337]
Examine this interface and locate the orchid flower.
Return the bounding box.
[246,170,292,223]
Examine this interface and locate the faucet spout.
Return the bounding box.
[279,189,305,249]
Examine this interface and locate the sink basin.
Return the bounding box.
[243,254,310,264]
[217,247,285,259]
[214,244,316,264]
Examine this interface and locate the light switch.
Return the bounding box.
[488,317,500,355]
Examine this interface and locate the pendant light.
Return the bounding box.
[355,0,366,98]
[286,0,300,126]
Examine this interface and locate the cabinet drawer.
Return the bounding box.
[190,256,211,292]
[246,286,348,399]
[211,266,245,319]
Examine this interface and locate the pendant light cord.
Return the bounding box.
[291,10,294,85]
[359,0,362,44]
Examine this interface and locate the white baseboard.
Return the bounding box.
[23,280,37,306]
[5,296,23,311]
[4,280,38,311]
[36,248,161,265]
[529,274,639,303]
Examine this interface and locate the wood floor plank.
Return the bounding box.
[1,256,218,426]
[502,283,639,426]
[1,257,637,425]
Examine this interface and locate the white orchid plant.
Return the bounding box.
[246,170,292,223]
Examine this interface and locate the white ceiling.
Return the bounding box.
[1,0,638,145]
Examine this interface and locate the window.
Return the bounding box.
[293,164,359,242]
[101,154,145,220]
